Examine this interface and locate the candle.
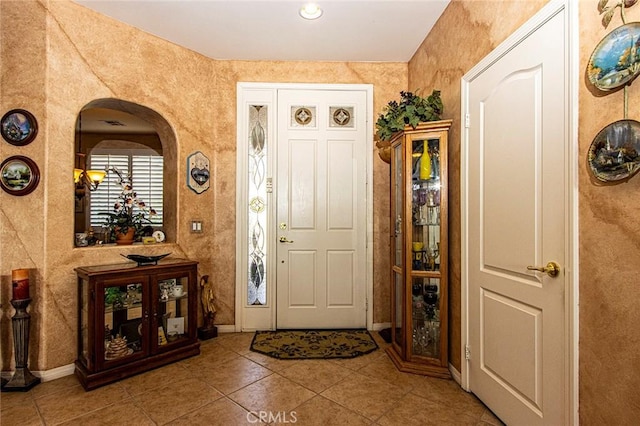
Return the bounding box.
[11,269,30,300]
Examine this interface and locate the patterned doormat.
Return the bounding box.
[250,329,379,360]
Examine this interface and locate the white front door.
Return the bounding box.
[276,89,367,329]
[463,3,570,425]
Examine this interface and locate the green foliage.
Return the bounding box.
[375,90,444,142]
[105,287,123,306]
[101,209,150,239]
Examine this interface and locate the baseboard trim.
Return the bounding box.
[216,324,237,333]
[1,363,75,383]
[371,322,391,331]
[449,363,462,387]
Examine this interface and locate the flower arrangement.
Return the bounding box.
[101,167,156,241]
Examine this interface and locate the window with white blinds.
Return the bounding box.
[89,154,163,229]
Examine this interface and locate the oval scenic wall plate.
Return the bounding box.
[588,22,640,91]
[588,119,640,182]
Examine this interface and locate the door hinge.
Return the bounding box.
[465,344,471,360]
[465,113,470,128]
[365,299,368,311]
[266,177,273,193]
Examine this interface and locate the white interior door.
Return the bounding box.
[276,89,367,329]
[463,4,568,425]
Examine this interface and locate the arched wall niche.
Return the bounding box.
[74,98,177,243]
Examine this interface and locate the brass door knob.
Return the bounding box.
[279,236,294,243]
[526,261,560,277]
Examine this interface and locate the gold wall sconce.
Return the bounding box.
[74,153,105,199]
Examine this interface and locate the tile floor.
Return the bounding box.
[0,332,504,425]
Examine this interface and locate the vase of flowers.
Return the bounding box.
[100,167,155,245]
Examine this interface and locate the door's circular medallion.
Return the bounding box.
[294,107,313,125]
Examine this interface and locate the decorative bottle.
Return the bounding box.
[420,144,431,180]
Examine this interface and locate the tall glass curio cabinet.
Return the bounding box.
[387,120,451,378]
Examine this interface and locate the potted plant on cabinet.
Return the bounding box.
[375,90,443,164]
[101,167,156,245]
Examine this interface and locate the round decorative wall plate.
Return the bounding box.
[1,109,38,145]
[0,155,40,196]
[588,22,640,91]
[588,119,640,182]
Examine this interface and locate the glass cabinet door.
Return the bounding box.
[410,137,441,273]
[391,141,404,351]
[103,279,146,363]
[410,277,441,358]
[409,135,442,360]
[78,276,91,369]
[393,143,404,269]
[156,275,190,349]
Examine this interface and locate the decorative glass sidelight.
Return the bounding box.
[248,105,268,305]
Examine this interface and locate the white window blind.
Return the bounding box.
[132,155,163,226]
[89,154,163,229]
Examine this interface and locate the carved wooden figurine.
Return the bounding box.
[198,275,217,339]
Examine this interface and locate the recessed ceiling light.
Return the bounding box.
[299,3,323,20]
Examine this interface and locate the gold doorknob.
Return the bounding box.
[279,236,294,243]
[526,261,560,277]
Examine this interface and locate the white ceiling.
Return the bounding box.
[73,0,450,62]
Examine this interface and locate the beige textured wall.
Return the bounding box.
[578,2,640,423]
[409,0,640,422]
[0,0,48,371]
[0,0,404,371]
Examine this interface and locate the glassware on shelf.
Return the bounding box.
[412,281,423,297]
[426,206,440,225]
[412,290,425,354]
[425,185,440,225]
[427,188,440,207]
[424,282,438,319]
[430,145,440,179]
[417,323,430,354]
[415,188,428,225]
[431,319,440,344]
[423,318,440,357]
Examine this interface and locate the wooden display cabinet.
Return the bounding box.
[387,120,452,378]
[75,258,200,390]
